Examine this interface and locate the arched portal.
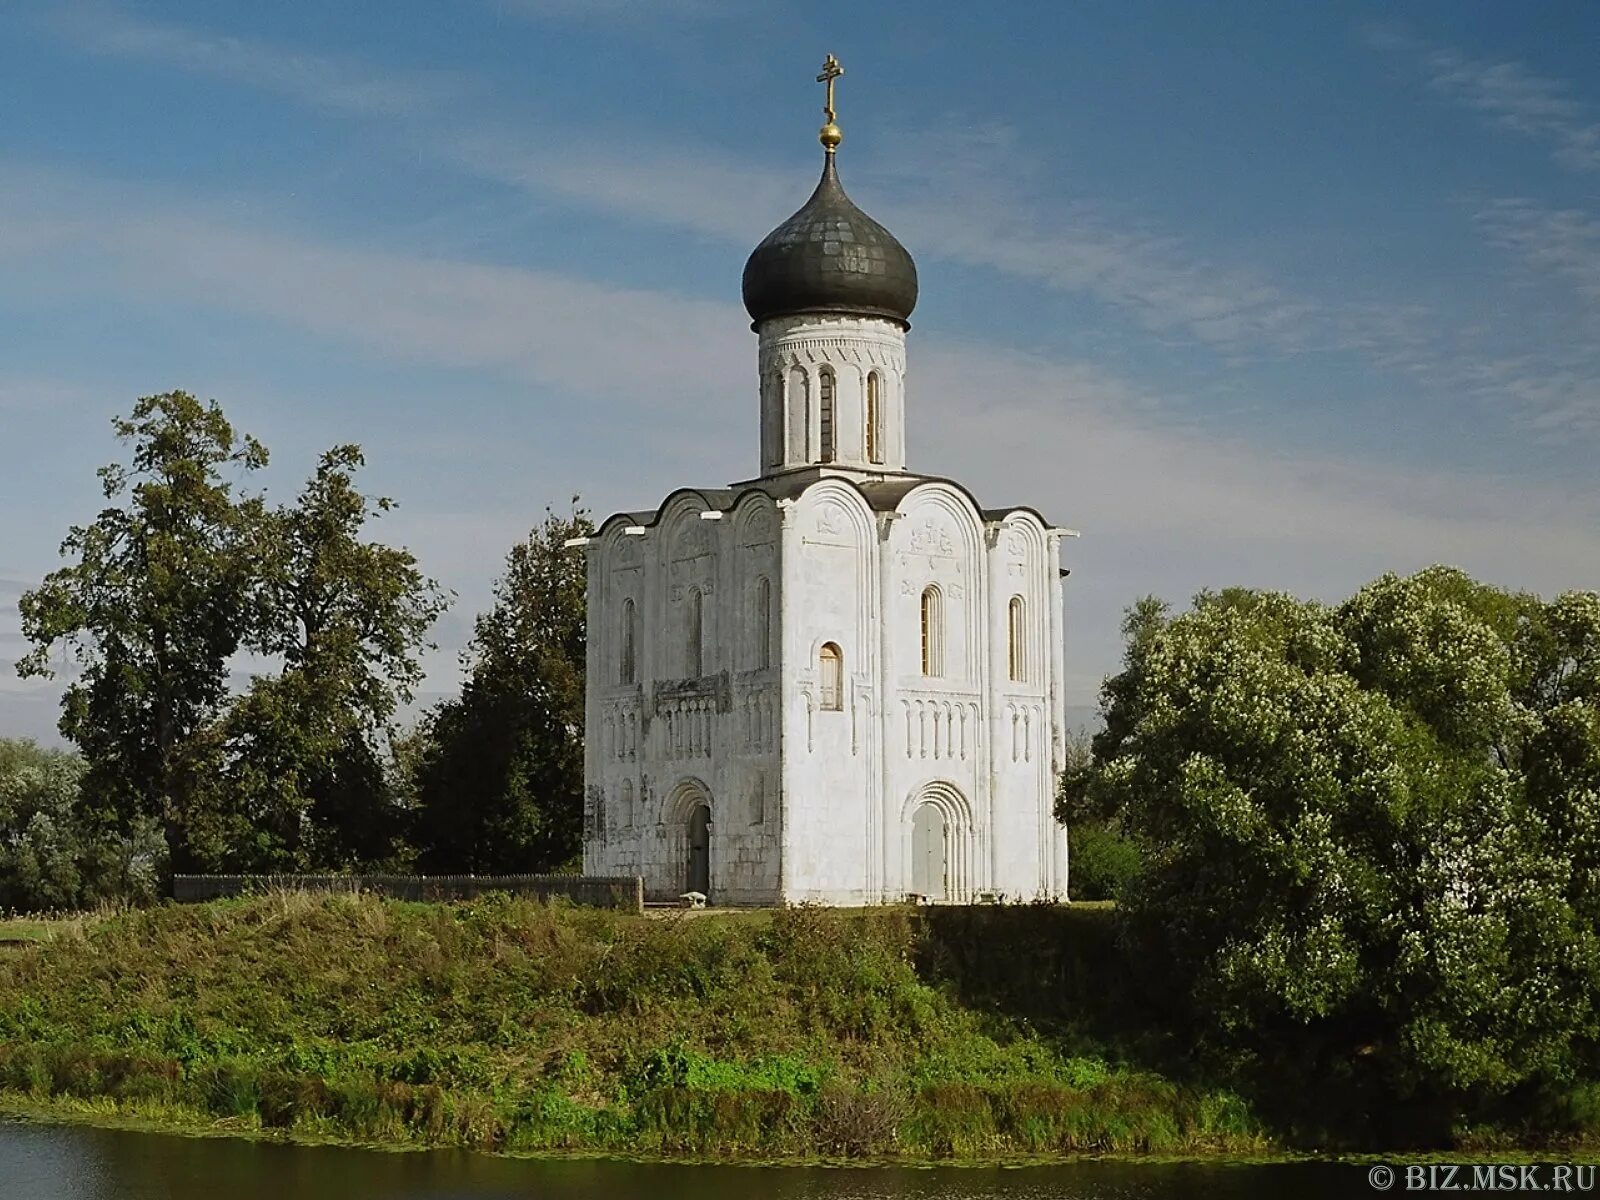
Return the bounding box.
[911,803,946,899]
[901,781,974,903]
[663,779,714,901]
[687,803,711,895]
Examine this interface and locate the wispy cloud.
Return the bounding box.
[1371,29,1600,173]
[23,9,1600,442]
[1433,197,1600,432]
[1360,32,1600,431]
[2,160,1598,738]
[3,163,1592,568]
[37,6,1373,360]
[441,133,802,247]
[866,123,1338,353]
[61,3,1598,443]
[912,337,1600,701]
[1332,325,1600,441]
[919,337,1599,564]
[451,117,1376,359]
[46,5,462,117]
[1475,198,1600,305]
[0,162,750,425]
[39,7,1575,395]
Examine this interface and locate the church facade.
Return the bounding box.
[579,60,1073,904]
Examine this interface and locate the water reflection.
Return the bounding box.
[0,1117,1367,1199]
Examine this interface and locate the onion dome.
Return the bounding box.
[741,56,918,328]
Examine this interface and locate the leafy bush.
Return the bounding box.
[0,738,163,910]
[1064,569,1600,1141]
[1067,820,1140,901]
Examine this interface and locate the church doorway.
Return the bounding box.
[904,782,971,902]
[663,778,715,902]
[911,802,947,900]
[687,803,712,896]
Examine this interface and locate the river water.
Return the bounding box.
[0,1117,1390,1198]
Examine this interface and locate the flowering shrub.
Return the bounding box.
[1063,568,1600,1121]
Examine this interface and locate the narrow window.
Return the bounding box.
[819,367,836,463]
[788,367,809,461]
[1008,596,1026,682]
[620,598,636,684]
[819,642,843,710]
[920,586,944,677]
[687,587,704,677]
[866,371,882,464]
[764,372,784,467]
[755,577,772,670]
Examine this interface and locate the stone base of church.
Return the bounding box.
[589,816,1068,908]
[629,881,1068,908]
[636,877,784,907]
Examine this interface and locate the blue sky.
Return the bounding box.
[3,1,1599,742]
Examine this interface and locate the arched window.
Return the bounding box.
[1007,596,1026,683]
[764,372,784,467]
[687,587,704,677]
[920,586,944,677]
[621,778,634,827]
[620,598,637,684]
[866,371,882,464]
[754,577,772,671]
[818,367,836,463]
[819,642,843,710]
[788,367,809,461]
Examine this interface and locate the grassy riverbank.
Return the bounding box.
[0,893,1273,1161]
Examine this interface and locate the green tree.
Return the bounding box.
[18,396,448,878]
[0,738,163,909]
[412,501,592,873]
[16,392,266,873]
[1063,567,1600,1135]
[1060,731,1139,901]
[1065,819,1140,902]
[204,445,449,870]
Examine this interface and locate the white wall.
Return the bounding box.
[582,490,785,904]
[582,474,1067,903]
[780,483,878,903]
[756,315,908,476]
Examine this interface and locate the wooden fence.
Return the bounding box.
[172,873,644,914]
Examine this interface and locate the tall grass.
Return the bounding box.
[0,901,129,949]
[0,891,1266,1160]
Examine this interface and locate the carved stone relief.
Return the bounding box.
[669,580,714,601]
[907,520,954,557]
[671,519,713,562]
[742,508,776,546]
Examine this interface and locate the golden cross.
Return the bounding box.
[816,54,844,124]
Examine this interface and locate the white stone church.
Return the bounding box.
[579,61,1073,904]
